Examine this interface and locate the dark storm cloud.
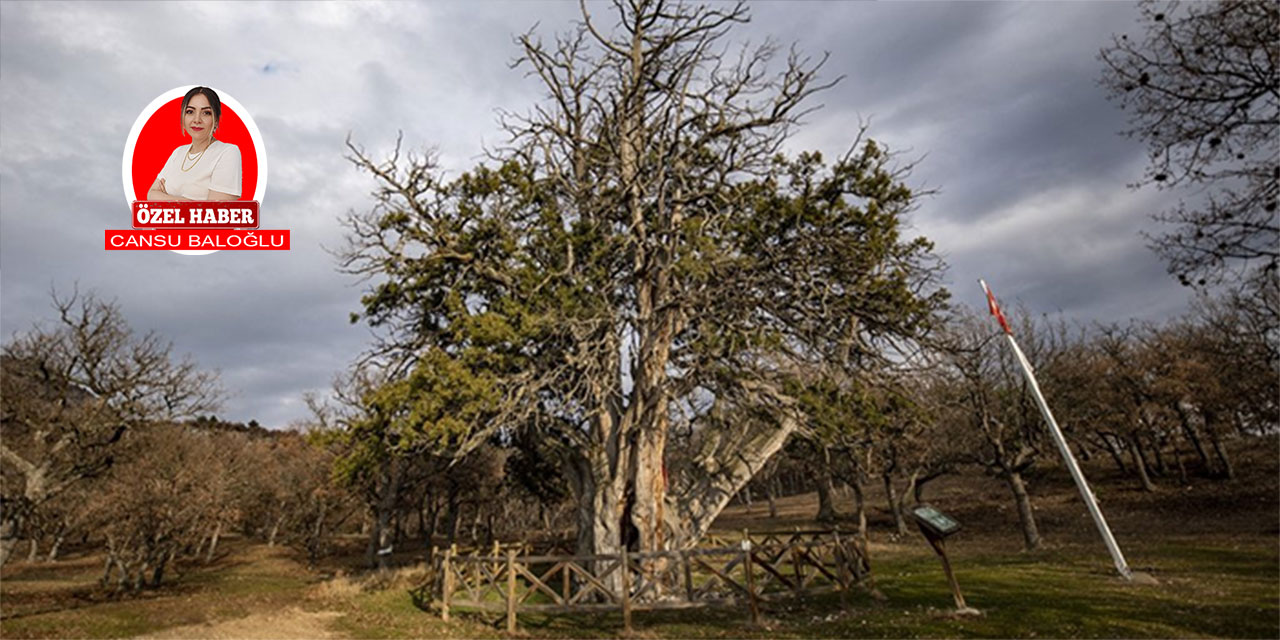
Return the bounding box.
[744,2,1183,316]
[1,1,1195,429]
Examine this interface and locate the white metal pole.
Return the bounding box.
[980,280,1132,581]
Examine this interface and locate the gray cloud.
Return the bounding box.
[1,1,1194,428]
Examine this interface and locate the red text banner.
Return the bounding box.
[131,201,260,229]
[105,229,289,251]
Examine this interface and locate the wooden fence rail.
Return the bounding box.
[413,529,870,632]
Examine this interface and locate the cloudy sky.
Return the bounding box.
[0,1,1191,429]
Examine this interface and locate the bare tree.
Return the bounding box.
[90,424,228,592]
[938,309,1079,551]
[1100,0,1279,288]
[271,431,360,570]
[1092,325,1166,491]
[0,290,220,566]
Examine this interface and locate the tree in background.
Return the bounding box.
[340,0,945,560]
[90,424,224,592]
[796,369,957,538]
[936,309,1079,551]
[0,291,221,566]
[1100,0,1278,289]
[313,359,508,568]
[311,365,418,570]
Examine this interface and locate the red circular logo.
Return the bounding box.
[129,98,259,201]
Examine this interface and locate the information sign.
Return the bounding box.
[912,505,960,539]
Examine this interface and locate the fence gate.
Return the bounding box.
[414,529,872,632]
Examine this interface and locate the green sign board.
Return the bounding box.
[912,505,960,538]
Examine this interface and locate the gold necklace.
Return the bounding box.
[181,140,212,172]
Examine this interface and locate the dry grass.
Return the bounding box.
[313,564,431,600]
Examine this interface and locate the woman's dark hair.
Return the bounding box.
[180,86,222,132]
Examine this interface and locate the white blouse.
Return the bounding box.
[157,139,242,199]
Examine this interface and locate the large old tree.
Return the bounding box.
[341,0,945,558]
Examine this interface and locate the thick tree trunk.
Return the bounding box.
[1129,436,1157,492]
[566,448,626,596]
[26,537,39,562]
[368,456,403,569]
[815,466,838,523]
[0,459,49,568]
[849,479,867,540]
[882,473,907,535]
[440,486,458,548]
[618,12,680,559]
[1005,471,1041,550]
[629,386,672,554]
[765,479,778,519]
[666,404,802,549]
[444,493,461,549]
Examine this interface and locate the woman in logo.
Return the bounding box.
[147,86,242,201]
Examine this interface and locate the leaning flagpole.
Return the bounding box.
[978,279,1133,581]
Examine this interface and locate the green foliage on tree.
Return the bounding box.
[340,0,946,556]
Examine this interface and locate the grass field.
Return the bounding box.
[3,444,1276,638]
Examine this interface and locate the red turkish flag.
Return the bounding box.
[981,280,1013,334]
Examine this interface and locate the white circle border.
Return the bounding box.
[121,86,269,256]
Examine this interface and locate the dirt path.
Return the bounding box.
[137,607,344,639]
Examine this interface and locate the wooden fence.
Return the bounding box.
[412,529,871,632]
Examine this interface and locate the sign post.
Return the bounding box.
[979,279,1137,582]
[911,505,978,616]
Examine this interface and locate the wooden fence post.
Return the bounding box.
[831,528,848,589]
[441,547,453,622]
[620,547,633,633]
[563,558,571,604]
[790,536,803,595]
[506,548,518,633]
[742,529,761,626]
